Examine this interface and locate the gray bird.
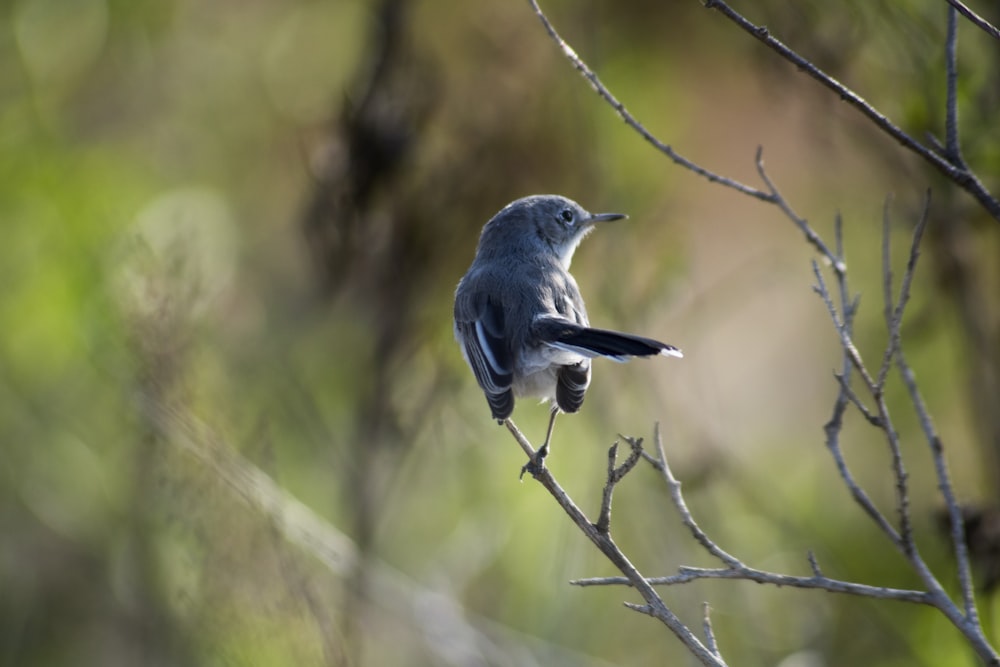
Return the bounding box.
[454,194,682,473]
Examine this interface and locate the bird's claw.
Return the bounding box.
[519,444,549,480]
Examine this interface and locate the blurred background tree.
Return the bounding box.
[0,0,997,665]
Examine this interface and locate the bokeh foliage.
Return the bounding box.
[1,0,998,665]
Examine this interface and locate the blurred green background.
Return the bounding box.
[2,0,999,665]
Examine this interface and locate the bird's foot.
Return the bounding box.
[519,443,549,480]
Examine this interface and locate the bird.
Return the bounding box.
[453,194,681,474]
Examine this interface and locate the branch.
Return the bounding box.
[647,423,742,569]
[889,197,978,622]
[944,5,966,167]
[811,197,998,663]
[522,2,1000,662]
[506,421,727,666]
[596,437,644,534]
[526,0,773,202]
[702,0,1000,222]
[754,147,843,273]
[579,427,934,606]
[946,0,1000,42]
[574,566,935,606]
[702,603,721,659]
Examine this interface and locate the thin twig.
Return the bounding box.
[526,0,772,202]
[807,551,823,578]
[866,201,917,552]
[812,263,876,389]
[814,264,904,547]
[574,567,934,604]
[756,148,844,272]
[504,418,537,462]
[891,192,932,335]
[702,603,720,658]
[833,372,881,427]
[597,438,644,534]
[815,198,997,663]
[946,0,1000,42]
[596,442,621,534]
[944,5,966,167]
[652,423,743,569]
[876,197,895,392]
[702,0,1000,222]
[890,196,978,623]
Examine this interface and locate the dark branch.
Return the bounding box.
[526,0,773,202]
[574,567,935,605]
[650,424,743,569]
[597,437,644,534]
[944,6,966,167]
[503,420,726,667]
[702,0,1000,222]
[946,0,1000,42]
[755,147,843,272]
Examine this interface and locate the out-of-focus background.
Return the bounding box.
[2,0,999,665]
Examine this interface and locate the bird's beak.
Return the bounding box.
[589,212,627,223]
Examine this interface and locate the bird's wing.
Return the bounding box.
[454,284,515,420]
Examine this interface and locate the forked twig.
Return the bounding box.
[503,422,726,666]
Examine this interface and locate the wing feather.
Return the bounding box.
[455,286,515,420]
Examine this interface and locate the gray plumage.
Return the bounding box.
[454,194,682,426]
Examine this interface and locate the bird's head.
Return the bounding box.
[484,194,626,268]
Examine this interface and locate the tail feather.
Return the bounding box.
[534,318,682,362]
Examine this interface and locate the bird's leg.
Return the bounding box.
[520,405,559,479]
[539,403,559,460]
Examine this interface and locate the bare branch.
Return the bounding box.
[573,567,934,605]
[807,551,822,578]
[813,196,996,662]
[702,603,720,658]
[651,423,743,569]
[526,0,772,202]
[877,198,896,391]
[812,263,876,390]
[597,438,644,534]
[891,192,932,333]
[833,372,881,427]
[755,148,843,272]
[890,197,978,622]
[506,424,727,666]
[624,602,654,616]
[521,2,1000,662]
[814,262,905,546]
[702,0,1000,222]
[504,418,538,462]
[946,0,1000,42]
[944,6,966,167]
[596,441,621,534]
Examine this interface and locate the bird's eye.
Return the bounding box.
[560,208,574,223]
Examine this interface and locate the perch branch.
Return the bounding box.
[506,424,726,666]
